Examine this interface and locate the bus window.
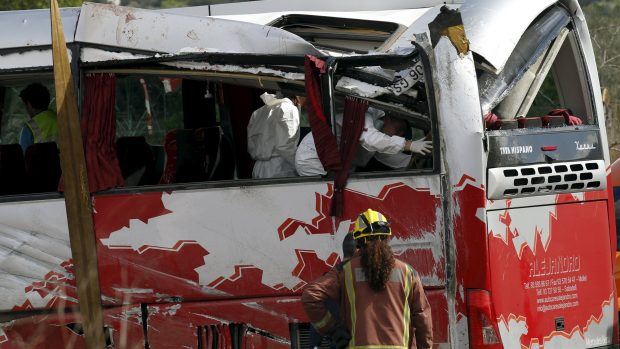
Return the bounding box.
[340,104,433,174]
[477,5,595,127]
[113,74,308,186]
[318,52,435,176]
[115,76,183,186]
[0,78,61,196]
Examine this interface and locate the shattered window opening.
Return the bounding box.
[477,5,570,116]
[479,4,595,132]
[326,52,436,175]
[268,14,404,54]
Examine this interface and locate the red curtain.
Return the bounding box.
[304,55,342,173]
[79,73,124,192]
[331,97,367,217]
[304,56,366,217]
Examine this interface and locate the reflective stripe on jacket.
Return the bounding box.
[301,254,433,349]
[26,110,58,144]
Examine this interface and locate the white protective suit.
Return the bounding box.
[295,108,410,176]
[247,93,300,179]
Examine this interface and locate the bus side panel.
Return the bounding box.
[0,199,75,312]
[93,177,445,304]
[93,176,448,344]
[0,306,144,348]
[146,297,299,348]
[145,293,449,347]
[451,179,488,344]
[487,199,614,349]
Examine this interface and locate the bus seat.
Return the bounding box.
[160,127,235,184]
[161,129,206,184]
[0,144,28,195]
[517,117,543,128]
[195,126,235,181]
[116,136,159,186]
[24,142,61,193]
[542,115,567,127]
[151,145,165,183]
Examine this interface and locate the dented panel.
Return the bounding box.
[0,7,79,50]
[0,306,144,348]
[93,177,445,304]
[75,2,321,57]
[459,0,556,74]
[0,1,614,348]
[0,49,72,71]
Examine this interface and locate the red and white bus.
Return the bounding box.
[0,0,615,348]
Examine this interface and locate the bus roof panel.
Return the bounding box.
[210,9,432,27]
[0,7,79,50]
[205,0,461,16]
[460,0,556,73]
[75,2,321,57]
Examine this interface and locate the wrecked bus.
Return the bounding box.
[0,0,616,348]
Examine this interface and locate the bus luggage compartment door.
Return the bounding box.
[486,200,614,349]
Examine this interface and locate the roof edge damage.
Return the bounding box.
[0,0,569,77]
[0,7,79,50]
[75,2,321,57]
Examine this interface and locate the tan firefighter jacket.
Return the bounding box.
[301,253,433,349]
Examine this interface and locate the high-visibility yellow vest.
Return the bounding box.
[26,110,58,143]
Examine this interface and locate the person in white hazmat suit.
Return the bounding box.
[295,107,432,176]
[247,92,306,179]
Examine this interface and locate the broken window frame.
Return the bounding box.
[477,5,572,117]
[267,14,406,54]
[0,46,442,198]
[327,47,440,178]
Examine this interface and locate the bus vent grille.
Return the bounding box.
[487,160,606,200]
[197,323,289,349]
[290,323,332,349]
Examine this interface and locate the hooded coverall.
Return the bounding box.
[247,93,300,179]
[301,252,433,349]
[294,107,411,176]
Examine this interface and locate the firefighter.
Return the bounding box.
[301,209,433,349]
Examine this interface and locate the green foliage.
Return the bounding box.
[0,0,83,11]
[583,0,620,100]
[116,76,183,145]
[529,75,561,117]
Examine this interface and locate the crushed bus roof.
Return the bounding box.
[0,0,568,76]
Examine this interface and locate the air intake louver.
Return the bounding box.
[487,160,606,199]
[290,323,332,349]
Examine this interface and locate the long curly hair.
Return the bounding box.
[360,238,395,291]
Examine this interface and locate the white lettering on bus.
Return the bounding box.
[529,255,580,278]
[575,141,595,151]
[499,145,533,155]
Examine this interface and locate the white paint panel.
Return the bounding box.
[101,179,444,290]
[0,8,79,50]
[75,2,321,57]
[0,199,70,310]
[204,0,461,16]
[460,0,556,74]
[212,9,431,27]
[0,49,72,71]
[432,37,485,187]
[101,184,340,290]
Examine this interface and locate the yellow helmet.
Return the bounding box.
[352,209,391,240]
